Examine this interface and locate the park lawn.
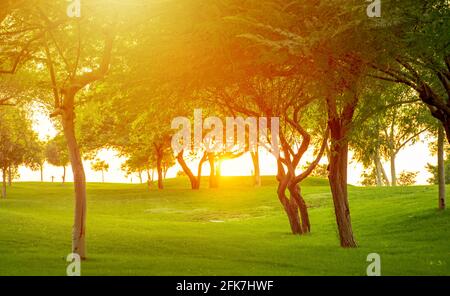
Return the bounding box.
[0,176,449,276]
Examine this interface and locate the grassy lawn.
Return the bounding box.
[0,176,449,276]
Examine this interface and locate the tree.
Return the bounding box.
[360,168,377,187]
[398,171,419,186]
[45,135,69,183]
[353,85,429,186]
[0,107,39,197]
[427,157,450,185]
[208,77,329,235]
[365,0,450,143]
[378,102,428,186]
[176,150,208,190]
[121,153,147,185]
[91,159,109,183]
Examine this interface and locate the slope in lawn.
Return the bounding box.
[0,177,448,275]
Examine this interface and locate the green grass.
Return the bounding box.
[0,176,449,275]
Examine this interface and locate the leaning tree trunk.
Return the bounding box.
[379,160,390,186]
[288,183,310,233]
[374,151,383,187]
[251,151,262,187]
[328,122,357,248]
[177,152,200,190]
[276,161,304,234]
[277,181,302,234]
[438,126,446,210]
[146,167,152,190]
[62,95,87,260]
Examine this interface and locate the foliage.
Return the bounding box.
[91,159,109,173]
[45,135,69,168]
[360,168,377,187]
[398,171,419,186]
[426,159,450,185]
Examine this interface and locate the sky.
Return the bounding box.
[17,107,436,185]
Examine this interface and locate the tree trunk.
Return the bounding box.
[1,168,6,198]
[163,166,168,179]
[289,183,310,233]
[277,181,302,234]
[177,152,200,190]
[438,126,446,210]
[156,150,164,190]
[286,198,302,234]
[251,151,262,187]
[62,95,87,260]
[374,154,390,186]
[146,167,152,190]
[102,170,105,183]
[40,164,44,182]
[379,160,390,186]
[7,166,12,187]
[276,161,304,234]
[328,119,357,248]
[390,153,397,186]
[138,170,142,184]
[208,153,219,188]
[374,154,383,187]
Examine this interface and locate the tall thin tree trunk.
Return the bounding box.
[62,95,87,260]
[156,151,164,190]
[138,170,142,184]
[390,153,397,186]
[326,94,357,248]
[62,166,66,184]
[379,159,390,186]
[146,167,152,190]
[328,122,357,248]
[208,153,219,188]
[438,126,446,210]
[40,164,44,182]
[251,151,261,187]
[1,168,6,198]
[374,154,383,187]
[163,165,168,179]
[7,166,12,187]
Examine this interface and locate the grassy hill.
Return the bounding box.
[0,176,449,275]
